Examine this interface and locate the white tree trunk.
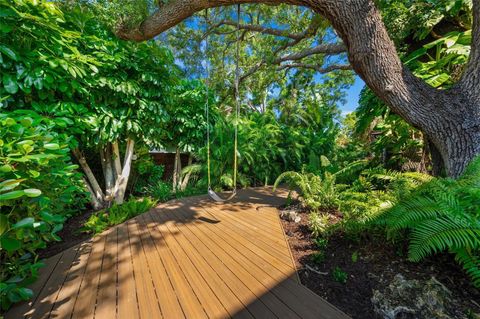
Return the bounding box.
[100,144,115,199]
[112,140,122,178]
[72,148,105,207]
[113,138,135,204]
[82,177,104,210]
[173,147,182,192]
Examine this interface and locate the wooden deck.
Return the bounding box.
[6,187,349,319]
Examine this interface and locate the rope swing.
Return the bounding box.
[205,4,241,202]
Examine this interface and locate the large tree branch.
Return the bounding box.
[116,0,290,41]
[276,43,346,62]
[237,43,346,83]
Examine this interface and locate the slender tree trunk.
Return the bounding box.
[100,143,115,198]
[72,148,105,207]
[112,140,122,178]
[113,138,135,204]
[173,147,182,191]
[115,0,480,177]
[82,177,103,210]
[179,153,193,191]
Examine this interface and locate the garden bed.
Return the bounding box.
[281,210,480,319]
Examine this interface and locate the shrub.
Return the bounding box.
[274,170,339,211]
[83,197,156,234]
[308,212,330,238]
[373,157,480,287]
[334,168,432,236]
[0,111,86,310]
[134,160,165,194]
[144,180,172,202]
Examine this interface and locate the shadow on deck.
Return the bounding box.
[6,187,349,319]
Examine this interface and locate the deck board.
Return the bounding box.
[6,187,349,319]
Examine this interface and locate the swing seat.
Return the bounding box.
[208,187,237,202]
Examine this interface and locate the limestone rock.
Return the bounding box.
[279,210,301,223]
[371,274,466,319]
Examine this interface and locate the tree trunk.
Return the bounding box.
[112,140,122,178]
[82,177,104,210]
[113,138,135,204]
[173,147,182,191]
[100,143,115,199]
[72,148,105,207]
[179,153,193,191]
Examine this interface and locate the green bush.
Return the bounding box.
[83,197,156,234]
[373,157,480,287]
[332,168,431,236]
[0,111,86,310]
[134,159,165,194]
[144,180,172,202]
[274,170,339,211]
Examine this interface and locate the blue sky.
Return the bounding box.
[341,76,365,116]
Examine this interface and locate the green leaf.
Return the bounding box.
[0,214,8,235]
[0,237,22,252]
[23,189,41,197]
[43,143,59,150]
[28,170,40,178]
[0,164,13,173]
[0,44,18,61]
[0,190,25,201]
[40,211,60,223]
[12,217,34,229]
[3,74,18,94]
[0,179,22,190]
[17,288,33,300]
[20,118,33,127]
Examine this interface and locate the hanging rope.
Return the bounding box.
[233,3,241,194]
[204,5,241,202]
[205,8,211,189]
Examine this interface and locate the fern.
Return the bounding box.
[455,248,480,288]
[273,170,338,210]
[373,157,480,287]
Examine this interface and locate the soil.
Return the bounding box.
[38,210,95,259]
[280,209,480,319]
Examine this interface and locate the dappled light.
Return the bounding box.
[5,188,347,319]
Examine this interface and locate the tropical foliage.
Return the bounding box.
[374,157,480,287]
[0,111,86,310]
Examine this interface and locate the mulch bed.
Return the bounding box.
[280,210,480,319]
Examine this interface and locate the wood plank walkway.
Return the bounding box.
[6,187,349,319]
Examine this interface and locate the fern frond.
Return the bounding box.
[273,171,302,191]
[408,215,480,262]
[461,157,480,182]
[454,248,480,288]
[373,196,441,229]
[333,160,368,179]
